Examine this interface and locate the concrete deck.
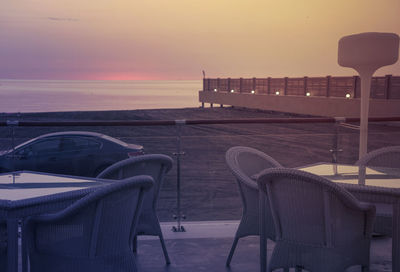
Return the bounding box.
[17,221,392,271]
[135,221,392,272]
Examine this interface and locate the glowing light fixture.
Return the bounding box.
[275,91,280,95]
[306,92,311,97]
[251,90,255,94]
[214,88,217,92]
[230,89,235,93]
[345,93,351,99]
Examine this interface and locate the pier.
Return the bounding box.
[199,75,400,117]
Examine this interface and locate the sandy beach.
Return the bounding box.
[1,107,400,221]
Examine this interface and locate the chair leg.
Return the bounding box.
[226,236,239,266]
[159,234,170,265]
[132,235,138,253]
[361,265,369,272]
[21,226,28,272]
[295,266,302,272]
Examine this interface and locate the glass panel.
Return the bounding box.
[1,108,400,223]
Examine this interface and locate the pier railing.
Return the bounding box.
[203,75,400,99]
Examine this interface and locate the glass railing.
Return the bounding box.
[1,108,400,227]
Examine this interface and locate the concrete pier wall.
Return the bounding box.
[198,91,400,118]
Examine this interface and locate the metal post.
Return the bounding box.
[303,76,308,96]
[172,120,186,232]
[353,75,359,99]
[284,77,288,95]
[384,74,392,99]
[7,120,19,183]
[326,75,331,97]
[330,118,344,175]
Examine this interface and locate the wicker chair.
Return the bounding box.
[0,220,6,272]
[97,154,173,264]
[225,146,282,266]
[258,168,376,272]
[356,145,400,236]
[23,175,154,272]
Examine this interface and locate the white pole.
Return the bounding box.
[358,72,372,185]
[338,32,399,185]
[358,72,373,160]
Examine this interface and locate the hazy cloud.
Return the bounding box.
[47,17,78,22]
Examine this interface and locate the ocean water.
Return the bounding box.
[0,80,202,113]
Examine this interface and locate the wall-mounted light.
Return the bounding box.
[275,91,280,95]
[230,89,235,93]
[214,88,217,92]
[306,92,311,97]
[345,93,351,99]
[251,90,255,94]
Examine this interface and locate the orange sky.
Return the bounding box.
[1,0,399,80]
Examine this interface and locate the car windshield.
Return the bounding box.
[101,135,128,147]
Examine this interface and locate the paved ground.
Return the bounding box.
[17,221,393,271]
[136,221,393,272]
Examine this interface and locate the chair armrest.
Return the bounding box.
[26,176,153,225]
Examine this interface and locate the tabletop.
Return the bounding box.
[299,163,400,189]
[0,171,106,203]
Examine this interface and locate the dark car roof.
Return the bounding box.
[37,131,106,139]
[14,131,140,150]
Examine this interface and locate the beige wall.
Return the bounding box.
[199,91,400,118]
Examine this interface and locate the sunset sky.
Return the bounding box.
[1,0,399,80]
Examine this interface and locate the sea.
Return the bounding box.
[0,80,202,113]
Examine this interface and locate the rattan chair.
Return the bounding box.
[258,168,376,272]
[97,154,173,264]
[0,220,6,272]
[225,146,282,266]
[23,175,154,272]
[356,145,400,236]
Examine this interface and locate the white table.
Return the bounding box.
[0,171,109,272]
[300,163,400,272]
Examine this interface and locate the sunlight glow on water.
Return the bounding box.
[0,80,202,113]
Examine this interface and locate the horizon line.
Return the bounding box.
[1,73,399,81]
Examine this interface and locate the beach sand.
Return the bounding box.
[1,107,400,221]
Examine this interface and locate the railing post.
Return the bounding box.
[227,78,231,92]
[326,75,331,97]
[284,77,288,95]
[217,78,220,91]
[330,117,344,175]
[267,77,271,95]
[239,78,243,93]
[384,74,392,99]
[353,76,359,98]
[304,76,308,96]
[253,77,257,93]
[172,120,186,232]
[7,120,19,183]
[207,79,211,92]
